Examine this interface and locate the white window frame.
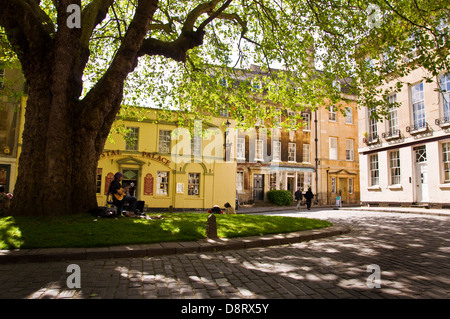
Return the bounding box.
[329,105,337,122]
[288,143,296,162]
[125,127,139,151]
[302,143,310,163]
[411,82,426,129]
[329,137,338,160]
[345,139,354,161]
[302,113,311,131]
[349,178,354,194]
[236,171,244,192]
[331,177,336,193]
[387,94,399,134]
[369,154,379,186]
[345,107,353,124]
[272,140,281,162]
[389,150,401,185]
[442,142,450,183]
[236,137,245,160]
[156,171,169,195]
[441,73,450,119]
[255,139,264,161]
[368,107,378,140]
[159,130,171,154]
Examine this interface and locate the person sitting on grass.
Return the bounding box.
[224,202,236,214]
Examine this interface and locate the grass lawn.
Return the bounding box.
[0,212,332,250]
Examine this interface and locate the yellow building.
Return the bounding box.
[314,95,360,206]
[0,65,24,193]
[1,62,236,211]
[96,108,237,211]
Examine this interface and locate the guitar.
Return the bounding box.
[113,188,125,201]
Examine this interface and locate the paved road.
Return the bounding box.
[0,208,449,300]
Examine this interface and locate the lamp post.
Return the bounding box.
[224,119,231,162]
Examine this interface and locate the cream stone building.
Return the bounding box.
[358,68,450,207]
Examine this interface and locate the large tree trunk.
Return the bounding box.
[2,0,199,216]
[10,77,122,216]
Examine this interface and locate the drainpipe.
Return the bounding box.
[326,168,329,205]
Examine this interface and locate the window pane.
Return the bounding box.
[370,154,379,186]
[443,142,450,182]
[330,137,337,160]
[390,151,401,185]
[159,130,171,153]
[441,74,450,118]
[157,171,169,195]
[125,127,139,150]
[412,83,426,128]
[288,143,296,162]
[188,173,200,196]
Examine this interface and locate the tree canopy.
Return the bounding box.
[2,0,449,125]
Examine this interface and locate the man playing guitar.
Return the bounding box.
[108,172,137,215]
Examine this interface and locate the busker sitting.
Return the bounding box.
[108,172,138,216]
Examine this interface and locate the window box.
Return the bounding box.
[406,122,429,135]
[436,117,450,128]
[382,130,401,141]
[363,135,379,145]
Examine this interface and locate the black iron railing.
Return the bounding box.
[382,129,401,140]
[406,122,428,133]
[435,117,450,127]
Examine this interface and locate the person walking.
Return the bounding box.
[304,187,314,210]
[294,188,303,211]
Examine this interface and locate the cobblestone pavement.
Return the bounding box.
[0,209,449,300]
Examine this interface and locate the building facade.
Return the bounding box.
[229,66,360,205]
[233,113,315,204]
[358,68,450,208]
[0,65,24,193]
[96,108,237,210]
[314,96,360,206]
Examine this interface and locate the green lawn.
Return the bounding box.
[0,213,332,250]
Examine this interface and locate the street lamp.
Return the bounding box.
[224,119,231,161]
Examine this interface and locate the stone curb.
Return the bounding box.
[0,225,350,265]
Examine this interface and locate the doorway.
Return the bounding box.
[415,163,428,203]
[253,174,264,201]
[122,169,138,197]
[338,178,348,204]
[414,146,428,203]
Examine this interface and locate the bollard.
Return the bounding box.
[169,205,173,213]
[206,213,218,239]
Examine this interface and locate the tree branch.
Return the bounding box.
[80,0,114,48]
[138,0,237,62]
[0,0,53,76]
[81,0,157,123]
